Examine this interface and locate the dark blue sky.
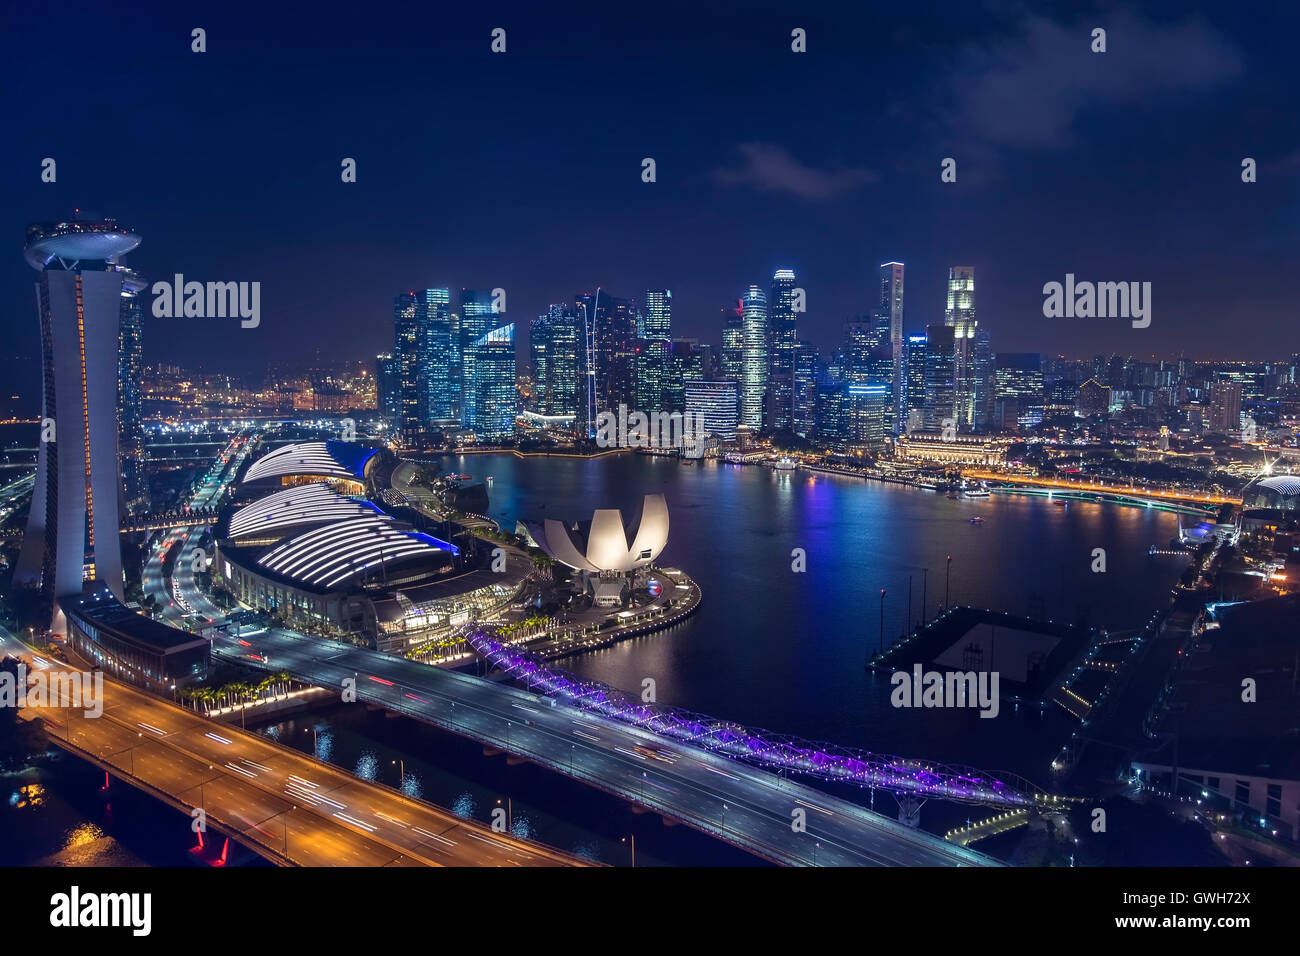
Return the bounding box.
[2,0,1297,401]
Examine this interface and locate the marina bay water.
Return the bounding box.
[451,451,1186,788]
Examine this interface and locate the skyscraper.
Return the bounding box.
[17,217,139,632]
[118,265,147,516]
[739,286,768,429]
[879,262,905,432]
[720,305,744,382]
[420,288,455,423]
[924,324,957,430]
[904,334,928,432]
[685,379,739,440]
[643,289,672,339]
[767,270,798,432]
[393,292,423,440]
[375,352,399,422]
[792,341,820,438]
[460,289,501,430]
[944,266,978,429]
[467,323,517,439]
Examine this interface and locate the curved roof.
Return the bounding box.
[25,219,141,270]
[243,441,378,484]
[257,516,456,590]
[227,482,385,539]
[530,494,668,573]
[1254,474,1300,497]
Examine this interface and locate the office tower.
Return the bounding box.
[117,265,147,516]
[530,313,552,412]
[972,326,993,430]
[767,269,798,432]
[1076,378,1112,417]
[1208,380,1243,432]
[375,352,400,421]
[643,289,672,339]
[814,382,851,449]
[904,334,927,430]
[685,379,739,440]
[637,289,673,414]
[924,324,956,430]
[16,217,138,632]
[847,382,892,448]
[466,324,516,438]
[635,337,670,412]
[546,306,580,417]
[792,341,819,438]
[739,286,768,429]
[879,262,904,431]
[720,305,744,381]
[664,338,702,415]
[415,288,454,423]
[993,352,1044,431]
[393,292,423,439]
[459,289,501,429]
[841,316,893,441]
[944,266,978,428]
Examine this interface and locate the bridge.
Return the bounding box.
[0,633,586,867]
[468,628,1057,809]
[961,470,1234,515]
[121,509,221,533]
[206,622,1019,865]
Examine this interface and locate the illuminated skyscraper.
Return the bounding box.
[739,286,768,429]
[767,269,798,431]
[393,292,422,439]
[460,289,501,430]
[643,289,672,339]
[924,324,956,430]
[879,262,904,432]
[466,323,517,439]
[118,265,147,515]
[420,288,454,423]
[944,266,978,429]
[16,217,139,632]
[720,305,744,381]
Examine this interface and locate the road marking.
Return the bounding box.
[412,827,457,846]
[796,798,834,816]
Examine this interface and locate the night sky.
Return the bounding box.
[2,0,1297,409]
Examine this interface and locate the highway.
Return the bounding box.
[208,625,998,866]
[0,628,586,867]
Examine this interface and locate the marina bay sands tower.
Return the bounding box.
[15,216,142,633]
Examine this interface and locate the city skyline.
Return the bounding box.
[3,4,1298,399]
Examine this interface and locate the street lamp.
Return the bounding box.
[879,588,886,652]
[304,727,317,757]
[392,758,404,789]
[622,834,636,867]
[497,797,512,833]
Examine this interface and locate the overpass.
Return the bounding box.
[209,627,1008,866]
[2,631,587,867]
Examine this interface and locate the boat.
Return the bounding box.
[774,457,797,471]
[970,516,984,524]
[963,486,990,498]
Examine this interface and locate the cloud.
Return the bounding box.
[714,143,876,200]
[949,13,1242,150]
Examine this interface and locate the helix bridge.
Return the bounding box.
[467,628,1069,810]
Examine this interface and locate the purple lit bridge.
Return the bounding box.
[468,628,1062,811]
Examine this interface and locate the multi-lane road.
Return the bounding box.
[0,628,586,867]
[209,625,997,867]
